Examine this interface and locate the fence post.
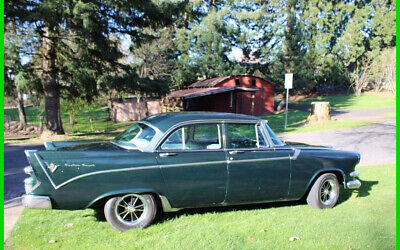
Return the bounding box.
[39,116,43,132]
[90,118,94,132]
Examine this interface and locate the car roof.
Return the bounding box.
[142,112,263,132]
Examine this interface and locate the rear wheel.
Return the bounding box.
[307,173,339,209]
[104,193,157,231]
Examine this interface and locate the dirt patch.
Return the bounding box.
[4,121,40,140]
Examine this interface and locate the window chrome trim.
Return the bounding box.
[113,121,161,152]
[156,120,228,152]
[227,156,290,164]
[224,121,273,150]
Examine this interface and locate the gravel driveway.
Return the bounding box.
[280,119,396,166]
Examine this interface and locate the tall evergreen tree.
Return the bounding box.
[4,20,39,129]
[6,0,185,134]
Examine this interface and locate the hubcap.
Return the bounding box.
[319,179,338,205]
[114,194,148,226]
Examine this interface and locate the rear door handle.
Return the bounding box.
[159,152,177,157]
[229,150,244,155]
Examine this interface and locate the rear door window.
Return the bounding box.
[160,123,222,150]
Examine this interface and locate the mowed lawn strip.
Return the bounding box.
[6,164,395,250]
[298,92,396,110]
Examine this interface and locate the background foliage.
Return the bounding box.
[4,0,396,133]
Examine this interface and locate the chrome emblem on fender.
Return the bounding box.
[45,162,59,173]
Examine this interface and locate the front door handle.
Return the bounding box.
[159,152,177,157]
[229,150,244,155]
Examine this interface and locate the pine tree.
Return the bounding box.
[5,0,186,134]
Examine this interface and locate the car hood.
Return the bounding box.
[58,141,124,151]
[284,141,332,150]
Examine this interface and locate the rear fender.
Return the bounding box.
[86,188,162,209]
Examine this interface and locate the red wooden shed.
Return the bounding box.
[167,75,274,115]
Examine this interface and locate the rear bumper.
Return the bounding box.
[22,195,52,209]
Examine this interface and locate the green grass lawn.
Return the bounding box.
[261,110,372,134]
[5,92,389,144]
[4,106,130,134]
[298,93,396,110]
[6,164,395,250]
[4,106,42,123]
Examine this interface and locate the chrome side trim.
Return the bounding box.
[33,155,292,190]
[349,170,359,177]
[290,149,301,160]
[24,166,33,175]
[161,160,227,168]
[227,156,290,164]
[22,195,52,209]
[55,165,160,189]
[346,179,361,189]
[159,195,181,212]
[44,141,51,150]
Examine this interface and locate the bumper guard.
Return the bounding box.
[22,195,52,209]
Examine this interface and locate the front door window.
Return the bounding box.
[226,123,268,149]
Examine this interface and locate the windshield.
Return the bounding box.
[264,123,285,146]
[113,123,156,149]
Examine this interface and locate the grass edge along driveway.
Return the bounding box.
[6,163,395,250]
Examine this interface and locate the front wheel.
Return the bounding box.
[104,193,157,231]
[307,173,340,209]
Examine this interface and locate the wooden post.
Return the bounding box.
[307,102,331,123]
[39,116,43,132]
[90,118,94,132]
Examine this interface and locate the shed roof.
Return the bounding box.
[167,86,260,99]
[189,75,270,88]
[189,76,232,88]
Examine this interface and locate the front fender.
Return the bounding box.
[305,168,346,193]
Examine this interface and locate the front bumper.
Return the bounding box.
[346,170,361,189]
[22,195,52,209]
[346,179,361,189]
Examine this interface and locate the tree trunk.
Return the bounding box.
[137,95,142,120]
[42,26,64,134]
[307,102,331,123]
[108,92,115,122]
[16,88,27,130]
[69,113,75,125]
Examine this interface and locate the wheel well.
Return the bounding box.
[89,192,162,210]
[301,170,344,200]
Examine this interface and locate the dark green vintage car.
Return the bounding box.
[23,112,361,231]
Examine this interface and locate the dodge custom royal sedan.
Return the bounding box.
[23,112,361,231]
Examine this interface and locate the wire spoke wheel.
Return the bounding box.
[114,194,149,227]
[318,179,338,206]
[307,173,340,209]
